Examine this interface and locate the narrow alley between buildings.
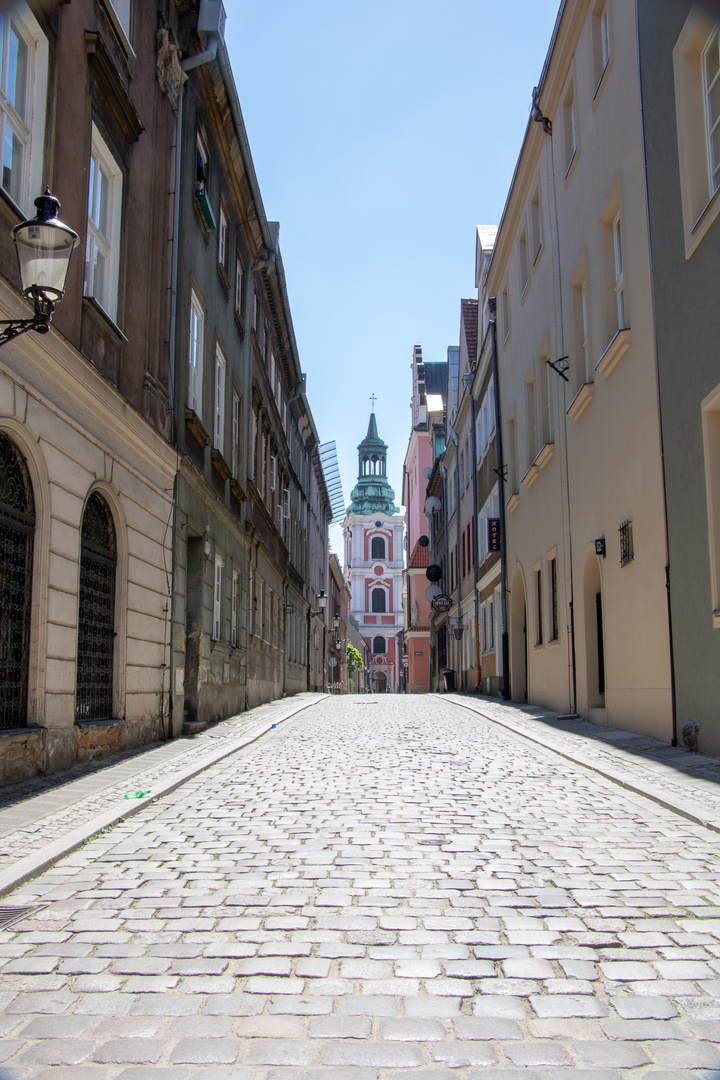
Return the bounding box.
[0,694,719,1078]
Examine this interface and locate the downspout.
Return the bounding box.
[455,441,462,691]
[168,34,220,433]
[469,391,482,689]
[489,297,510,699]
[635,0,678,744]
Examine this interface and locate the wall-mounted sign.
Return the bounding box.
[432,593,452,612]
[488,517,501,552]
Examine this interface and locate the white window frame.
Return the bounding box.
[703,24,720,198]
[613,213,625,330]
[214,344,226,452]
[0,4,48,215]
[563,81,578,177]
[84,123,123,323]
[235,256,244,319]
[218,204,228,269]
[213,555,223,641]
[232,388,240,480]
[188,288,204,417]
[231,568,239,648]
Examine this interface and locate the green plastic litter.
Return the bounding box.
[123,790,150,800]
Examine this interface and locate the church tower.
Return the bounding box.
[343,411,405,692]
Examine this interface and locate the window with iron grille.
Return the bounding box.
[550,557,559,641]
[0,433,35,729]
[76,493,117,722]
[619,519,634,566]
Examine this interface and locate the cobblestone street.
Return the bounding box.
[1,694,720,1079]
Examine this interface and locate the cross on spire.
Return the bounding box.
[370,393,377,411]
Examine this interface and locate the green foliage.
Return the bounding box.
[347,643,363,672]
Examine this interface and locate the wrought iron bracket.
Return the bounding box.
[493,464,509,481]
[0,288,54,347]
[546,355,570,381]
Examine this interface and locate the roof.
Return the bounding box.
[461,299,479,368]
[408,539,430,568]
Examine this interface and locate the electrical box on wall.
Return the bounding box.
[198,1,227,43]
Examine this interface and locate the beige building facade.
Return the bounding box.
[487,0,672,737]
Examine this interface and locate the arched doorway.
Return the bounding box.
[0,433,35,728]
[510,566,527,703]
[76,492,117,721]
[372,670,387,692]
[583,551,605,709]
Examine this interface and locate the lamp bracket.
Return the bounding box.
[493,464,509,481]
[0,287,54,346]
[546,356,569,381]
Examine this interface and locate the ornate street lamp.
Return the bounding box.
[0,188,78,346]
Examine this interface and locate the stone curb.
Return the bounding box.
[449,694,720,835]
[0,694,326,898]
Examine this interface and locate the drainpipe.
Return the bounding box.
[489,298,510,699]
[168,34,220,436]
[454,437,462,691]
[469,389,482,690]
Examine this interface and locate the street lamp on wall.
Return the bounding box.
[0,189,78,346]
[452,619,464,641]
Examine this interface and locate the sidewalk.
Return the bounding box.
[451,692,720,834]
[0,693,325,898]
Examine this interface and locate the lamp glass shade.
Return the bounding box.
[317,591,327,610]
[12,191,78,303]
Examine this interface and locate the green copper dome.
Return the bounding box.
[346,413,399,515]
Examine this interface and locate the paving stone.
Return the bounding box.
[472,995,528,1018]
[573,1040,651,1067]
[93,1040,165,1064]
[454,1016,523,1040]
[317,1040,423,1067]
[530,995,608,1018]
[309,1016,372,1039]
[600,1019,687,1039]
[168,1039,240,1064]
[380,1018,446,1041]
[609,994,679,1019]
[337,996,398,1017]
[505,1040,574,1066]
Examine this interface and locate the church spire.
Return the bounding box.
[346,412,399,516]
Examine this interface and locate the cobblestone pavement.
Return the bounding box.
[1,694,720,1079]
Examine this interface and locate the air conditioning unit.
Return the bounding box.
[198,1,226,44]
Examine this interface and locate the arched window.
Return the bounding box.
[76,492,117,721]
[371,536,385,561]
[0,434,35,729]
[373,636,386,653]
[371,588,386,613]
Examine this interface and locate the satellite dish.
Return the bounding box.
[424,495,441,513]
[426,563,442,583]
[423,467,432,479]
[418,535,429,547]
[425,583,442,601]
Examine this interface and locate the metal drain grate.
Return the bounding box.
[0,904,48,930]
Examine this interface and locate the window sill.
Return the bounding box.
[82,295,127,345]
[686,186,720,260]
[234,310,246,337]
[534,441,555,469]
[217,263,230,296]
[567,381,594,421]
[185,407,210,448]
[522,463,540,489]
[592,57,613,110]
[532,243,544,270]
[547,636,561,648]
[211,448,232,480]
[506,492,520,513]
[595,327,631,379]
[230,477,246,503]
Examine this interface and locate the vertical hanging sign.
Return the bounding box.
[488,518,501,552]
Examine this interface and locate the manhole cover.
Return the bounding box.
[0,904,48,931]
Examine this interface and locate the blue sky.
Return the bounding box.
[226,1,562,549]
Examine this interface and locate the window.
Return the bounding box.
[0,433,35,729]
[373,636,386,653]
[563,81,578,176]
[519,227,529,296]
[371,588,386,613]
[501,283,511,344]
[269,453,277,492]
[213,556,223,640]
[214,345,226,451]
[188,289,204,417]
[103,0,132,49]
[572,277,591,387]
[701,384,720,626]
[613,214,625,330]
[250,406,258,483]
[673,11,720,256]
[530,186,542,263]
[76,493,117,721]
[371,536,385,561]
[231,568,239,648]
[235,257,244,321]
[0,5,47,214]
[232,389,240,480]
[539,342,553,444]
[550,557,559,641]
[525,368,537,466]
[592,2,611,94]
[535,566,543,645]
[84,124,123,322]
[218,204,228,271]
[619,520,634,567]
[488,597,495,650]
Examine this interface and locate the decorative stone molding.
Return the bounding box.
[595,328,631,379]
[156,28,187,113]
[567,382,594,421]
